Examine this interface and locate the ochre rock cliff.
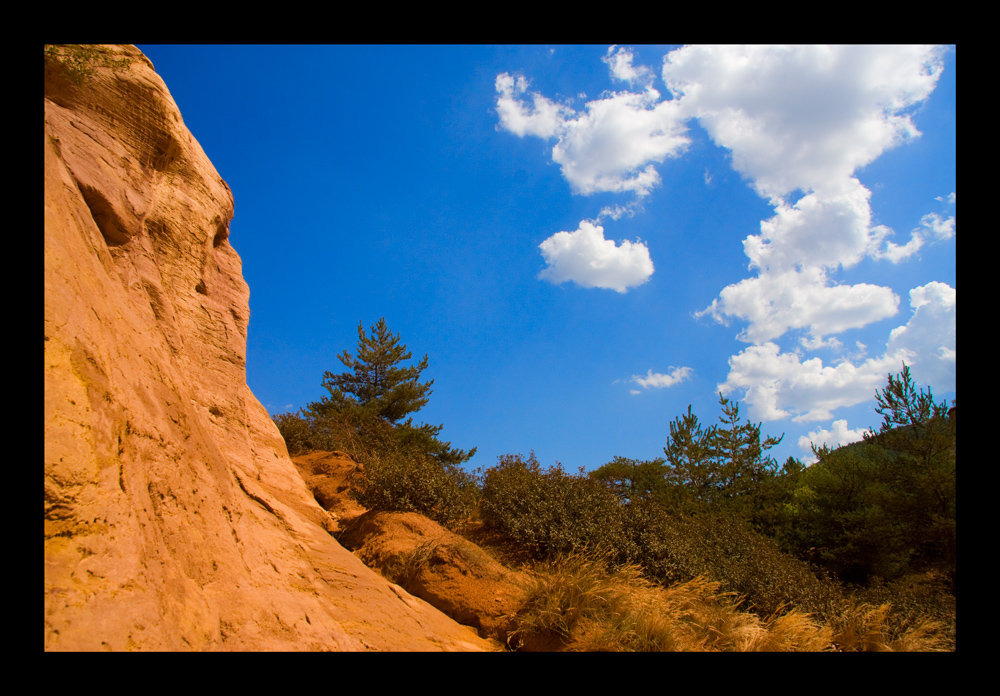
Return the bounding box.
[43,45,494,651]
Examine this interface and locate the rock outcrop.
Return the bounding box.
[289,450,532,646]
[44,45,494,651]
[291,451,370,525]
[337,510,530,646]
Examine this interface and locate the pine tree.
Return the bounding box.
[662,395,782,511]
[775,364,956,585]
[712,394,783,500]
[663,405,717,506]
[306,318,475,466]
[314,318,433,424]
[864,361,953,457]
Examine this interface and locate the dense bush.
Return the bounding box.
[272,408,389,457]
[772,370,956,588]
[477,452,846,622]
[350,444,477,529]
[273,407,476,528]
[645,511,846,620]
[477,452,628,559]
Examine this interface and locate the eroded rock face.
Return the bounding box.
[44,45,493,651]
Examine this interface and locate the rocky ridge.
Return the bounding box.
[43,44,495,651]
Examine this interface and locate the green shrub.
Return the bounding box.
[770,364,956,587]
[44,44,133,86]
[273,407,476,528]
[477,453,627,559]
[660,512,846,620]
[272,407,396,458]
[477,453,844,621]
[272,411,316,455]
[350,442,477,529]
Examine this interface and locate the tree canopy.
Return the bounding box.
[774,362,956,586]
[313,318,433,424]
[661,394,783,511]
[305,318,475,467]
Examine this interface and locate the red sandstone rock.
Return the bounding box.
[43,45,494,651]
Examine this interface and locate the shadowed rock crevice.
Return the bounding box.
[77,181,131,246]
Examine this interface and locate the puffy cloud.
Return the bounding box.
[672,45,946,348]
[799,419,867,463]
[871,210,955,263]
[631,366,693,390]
[920,212,955,240]
[712,178,903,342]
[699,265,900,344]
[661,45,945,199]
[877,230,925,263]
[603,45,654,86]
[538,220,654,293]
[717,282,955,424]
[744,178,889,273]
[718,342,908,423]
[499,46,945,202]
[886,281,956,392]
[552,88,689,196]
[495,69,689,197]
[494,72,569,139]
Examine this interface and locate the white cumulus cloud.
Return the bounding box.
[661,44,945,200]
[799,419,868,463]
[494,72,569,139]
[719,342,909,423]
[538,220,654,293]
[744,178,891,273]
[495,69,689,197]
[872,209,956,263]
[603,45,654,86]
[920,212,956,240]
[699,265,900,344]
[886,281,956,392]
[631,366,693,390]
[717,281,955,424]
[674,46,947,348]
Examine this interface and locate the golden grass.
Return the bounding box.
[828,601,950,652]
[505,551,835,651]
[503,550,950,651]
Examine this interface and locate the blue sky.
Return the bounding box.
[135,45,956,472]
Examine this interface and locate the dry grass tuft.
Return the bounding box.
[505,550,838,651]
[385,539,440,587]
[743,606,834,652]
[829,601,950,652]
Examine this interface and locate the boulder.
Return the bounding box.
[338,511,530,646]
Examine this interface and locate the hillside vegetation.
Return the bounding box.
[274,322,955,651]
